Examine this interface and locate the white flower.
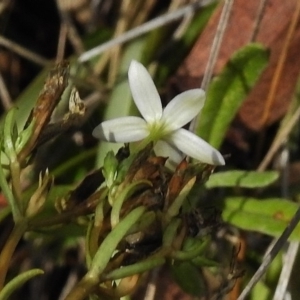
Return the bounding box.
[93,60,225,166]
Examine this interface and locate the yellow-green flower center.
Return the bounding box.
[147,120,172,142]
[133,120,173,152]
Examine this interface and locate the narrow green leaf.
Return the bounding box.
[223,197,300,240]
[89,206,146,278]
[191,256,218,267]
[166,176,196,221]
[0,269,43,300]
[104,257,165,280]
[206,170,279,188]
[171,261,205,296]
[163,218,182,247]
[172,239,208,261]
[111,180,151,228]
[196,43,270,149]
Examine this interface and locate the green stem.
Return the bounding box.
[0,223,27,290]
[1,108,27,222]
[0,153,21,222]
[0,207,10,224]
[10,160,22,215]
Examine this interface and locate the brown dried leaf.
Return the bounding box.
[36,88,86,147]
[19,61,69,161]
[30,61,69,132]
[173,0,300,131]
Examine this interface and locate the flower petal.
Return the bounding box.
[162,89,205,130]
[128,60,162,123]
[154,140,184,170]
[92,117,148,142]
[168,128,225,165]
[154,140,183,162]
